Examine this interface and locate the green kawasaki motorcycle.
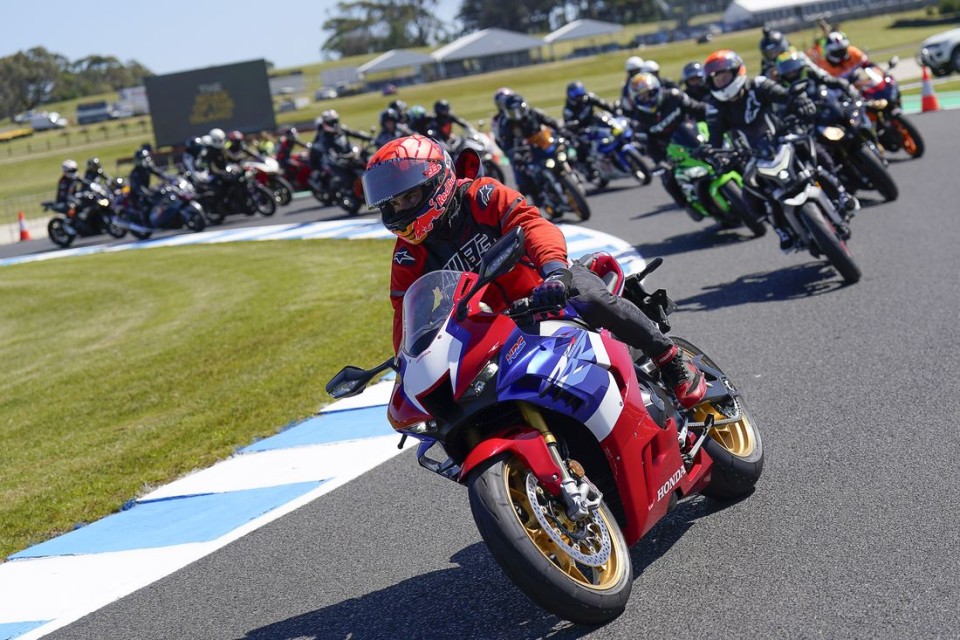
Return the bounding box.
[666,121,766,237]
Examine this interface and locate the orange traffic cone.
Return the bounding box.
[921,66,941,113]
[18,211,31,242]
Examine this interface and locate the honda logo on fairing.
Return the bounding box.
[657,466,686,501]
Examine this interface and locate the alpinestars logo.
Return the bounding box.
[744,90,762,124]
[477,183,495,209]
[394,248,416,265]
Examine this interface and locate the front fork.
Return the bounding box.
[518,402,602,521]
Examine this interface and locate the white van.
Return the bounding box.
[29,112,68,131]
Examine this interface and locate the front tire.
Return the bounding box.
[250,185,277,216]
[674,338,764,499]
[271,176,294,205]
[468,454,632,625]
[624,147,653,185]
[560,172,591,221]
[854,144,898,201]
[799,202,861,284]
[719,182,766,237]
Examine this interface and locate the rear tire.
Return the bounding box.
[673,338,764,500]
[799,202,861,284]
[719,182,766,237]
[469,454,632,624]
[47,218,73,248]
[891,116,925,159]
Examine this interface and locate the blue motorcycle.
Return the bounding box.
[575,113,653,188]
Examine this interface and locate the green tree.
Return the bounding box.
[321,0,449,56]
[0,47,66,119]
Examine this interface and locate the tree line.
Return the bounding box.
[0,47,151,121]
[320,0,687,57]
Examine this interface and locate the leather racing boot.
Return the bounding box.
[655,344,707,409]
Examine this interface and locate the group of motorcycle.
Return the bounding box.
[43,154,289,248]
[650,56,919,285]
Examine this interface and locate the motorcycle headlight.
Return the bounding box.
[545,158,556,169]
[685,166,709,179]
[461,360,499,400]
[867,98,888,111]
[821,126,845,142]
[97,198,110,207]
[611,126,622,136]
[557,151,567,163]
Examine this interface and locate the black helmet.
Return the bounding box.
[380,107,400,126]
[133,148,152,167]
[566,81,587,102]
[760,28,789,61]
[503,94,528,121]
[86,157,102,172]
[681,62,704,84]
[186,136,203,155]
[388,99,408,114]
[434,99,450,116]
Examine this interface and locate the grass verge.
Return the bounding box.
[0,239,393,559]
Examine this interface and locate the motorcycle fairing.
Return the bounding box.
[497,323,623,443]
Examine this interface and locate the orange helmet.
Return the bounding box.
[704,49,747,102]
[362,135,456,245]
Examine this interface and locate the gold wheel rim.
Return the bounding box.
[503,458,625,591]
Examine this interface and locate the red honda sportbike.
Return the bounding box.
[328,229,764,624]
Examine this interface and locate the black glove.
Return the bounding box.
[791,94,817,121]
[531,268,572,308]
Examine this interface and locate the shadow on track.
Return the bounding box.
[242,499,744,640]
[675,262,850,312]
[635,227,759,258]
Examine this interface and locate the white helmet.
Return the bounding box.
[640,60,661,76]
[625,56,645,74]
[62,159,78,174]
[208,128,226,149]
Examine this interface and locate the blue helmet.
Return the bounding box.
[567,81,587,102]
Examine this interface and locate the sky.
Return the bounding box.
[1,0,461,75]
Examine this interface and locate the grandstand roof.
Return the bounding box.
[358,49,434,74]
[431,28,544,62]
[544,19,623,44]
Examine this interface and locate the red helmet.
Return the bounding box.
[362,135,456,245]
[704,49,747,102]
[228,130,244,142]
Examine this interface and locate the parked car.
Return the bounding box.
[918,27,960,77]
[315,87,338,101]
[29,112,68,131]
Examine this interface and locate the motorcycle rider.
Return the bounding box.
[760,30,863,101]
[809,31,870,78]
[432,99,471,145]
[127,148,170,226]
[625,72,709,215]
[495,93,564,208]
[490,87,515,140]
[388,99,409,125]
[83,157,113,186]
[618,55,646,113]
[182,136,207,176]
[759,27,791,77]
[54,159,81,214]
[679,62,709,101]
[407,105,434,137]
[362,134,706,409]
[703,49,855,250]
[312,109,374,200]
[226,130,255,161]
[562,81,616,179]
[374,107,412,147]
[276,127,307,174]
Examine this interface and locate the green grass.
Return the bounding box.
[0,239,394,559]
[0,9,948,228]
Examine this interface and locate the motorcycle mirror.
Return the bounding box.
[888,56,899,69]
[325,357,397,399]
[456,227,525,320]
[454,148,484,180]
